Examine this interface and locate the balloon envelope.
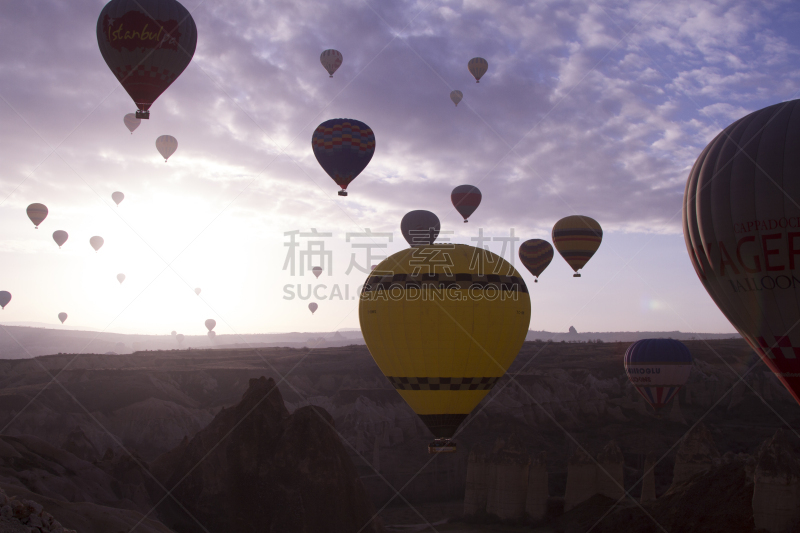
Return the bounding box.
[320,49,342,77]
[156,135,178,161]
[171,330,177,336]
[451,185,481,222]
[683,98,800,407]
[360,244,530,439]
[90,236,104,252]
[205,319,216,331]
[96,0,197,117]
[123,114,140,133]
[176,334,184,343]
[468,57,488,82]
[518,239,554,280]
[52,230,68,248]
[117,273,126,284]
[0,291,11,309]
[312,118,375,195]
[450,90,463,106]
[401,210,440,247]
[624,339,692,411]
[194,288,201,295]
[207,331,216,339]
[27,203,48,228]
[112,191,124,205]
[58,312,68,324]
[552,216,602,276]
[308,302,318,314]
[312,267,323,278]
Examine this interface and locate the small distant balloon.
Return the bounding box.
[176,334,184,344]
[468,57,488,83]
[519,239,554,283]
[52,230,68,249]
[312,267,323,278]
[451,185,481,223]
[205,319,216,331]
[123,114,140,133]
[171,330,177,336]
[156,135,178,161]
[112,191,125,206]
[0,291,11,309]
[624,339,693,411]
[207,331,216,339]
[450,90,463,106]
[320,49,343,77]
[27,203,48,229]
[194,288,201,295]
[309,302,318,314]
[90,236,104,252]
[117,273,126,284]
[552,216,602,277]
[58,312,67,324]
[401,210,440,247]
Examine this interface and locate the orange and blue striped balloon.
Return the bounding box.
[518,239,553,282]
[552,215,602,277]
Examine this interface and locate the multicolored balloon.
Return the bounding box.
[309,302,318,314]
[90,236,104,252]
[156,135,178,161]
[518,239,554,283]
[450,90,463,106]
[112,192,124,206]
[27,203,48,229]
[58,312,68,324]
[468,57,488,83]
[624,339,692,411]
[0,291,11,309]
[401,210,440,247]
[123,114,140,133]
[312,119,375,196]
[451,185,481,223]
[552,216,602,277]
[320,49,343,77]
[96,0,197,119]
[52,230,68,249]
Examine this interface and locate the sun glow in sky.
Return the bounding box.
[2,0,800,337]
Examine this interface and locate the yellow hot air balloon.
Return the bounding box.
[552,215,603,277]
[359,244,530,453]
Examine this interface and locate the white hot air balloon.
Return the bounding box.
[117,273,126,284]
[320,49,343,77]
[450,90,463,106]
[90,236,104,252]
[156,135,178,162]
[312,267,323,278]
[123,113,141,134]
[112,191,124,206]
[58,312,67,324]
[194,288,201,296]
[309,302,318,314]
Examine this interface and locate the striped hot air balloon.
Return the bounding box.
[450,90,463,106]
[320,49,343,77]
[624,339,693,411]
[468,57,488,83]
[312,118,375,196]
[552,216,602,277]
[518,239,554,282]
[451,185,481,223]
[26,203,48,229]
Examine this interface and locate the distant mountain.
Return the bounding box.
[525,330,741,343]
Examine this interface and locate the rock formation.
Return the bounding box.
[60,427,99,462]
[596,441,624,501]
[525,451,548,521]
[640,452,656,503]
[564,446,597,511]
[486,435,530,521]
[463,445,488,517]
[671,423,719,488]
[668,395,686,424]
[752,429,800,532]
[149,376,383,533]
[0,485,76,533]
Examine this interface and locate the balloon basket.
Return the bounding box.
[534,279,538,283]
[463,220,468,223]
[135,110,150,119]
[338,190,348,197]
[428,439,457,454]
[573,273,581,277]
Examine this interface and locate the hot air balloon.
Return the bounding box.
[552,216,602,277]
[451,185,481,223]
[624,339,692,411]
[308,302,318,314]
[205,319,216,331]
[96,0,197,119]
[117,273,126,284]
[0,291,11,309]
[156,135,178,161]
[90,236,104,252]
[518,239,554,283]
[123,113,140,133]
[312,118,375,196]
[112,192,125,206]
[194,288,201,295]
[683,98,800,407]
[171,330,177,336]
[401,210,440,247]
[58,312,68,324]
[176,333,184,344]
[27,203,48,229]
[312,267,323,278]
[208,331,216,339]
[52,230,68,249]
[360,244,530,452]
[450,90,463,106]
[320,49,342,77]
[468,57,488,83]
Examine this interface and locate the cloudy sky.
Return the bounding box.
[0,0,799,338]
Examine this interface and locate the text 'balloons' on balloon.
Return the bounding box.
[194,288,201,295]
[401,210,440,247]
[117,273,126,284]
[519,239,554,282]
[468,57,488,83]
[52,230,68,249]
[96,0,197,119]
[312,267,323,278]
[27,203,48,229]
[552,216,602,277]
[312,118,375,196]
[450,90,463,107]
[320,49,342,77]
[683,98,800,407]
[123,113,140,133]
[360,244,530,443]
[308,302,318,314]
[171,330,177,336]
[112,191,125,206]
[156,135,178,161]
[624,339,692,411]
[58,312,68,324]
[90,236,104,252]
[208,331,216,339]
[0,292,11,309]
[205,319,216,331]
[451,185,481,223]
